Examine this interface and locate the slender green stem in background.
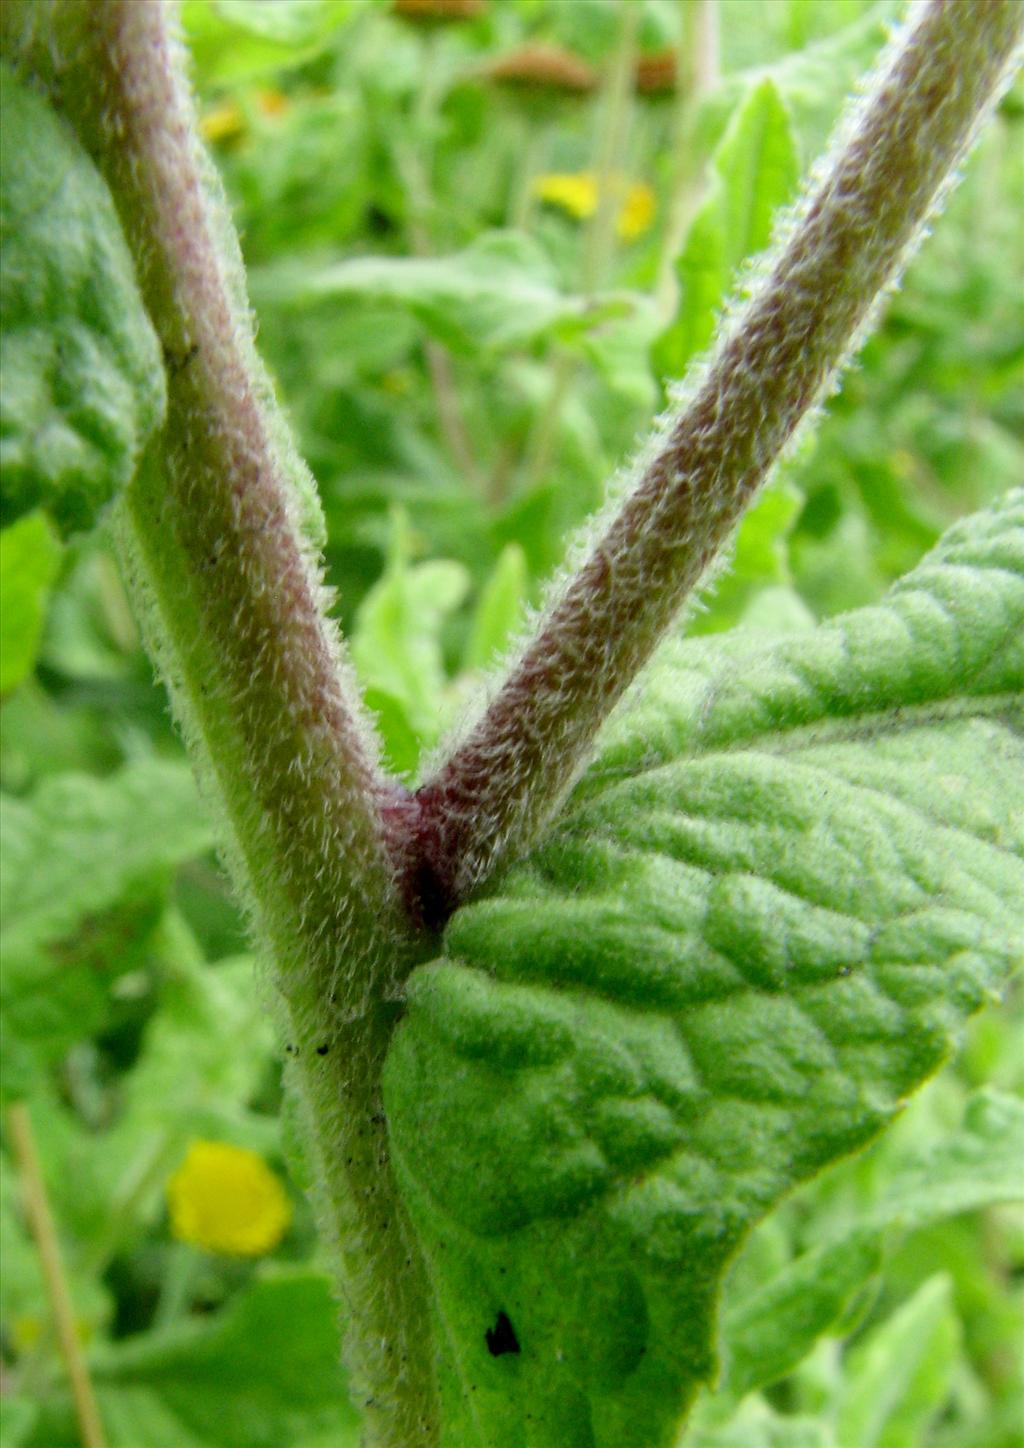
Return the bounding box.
[655,0,721,316]
[153,1243,200,1330]
[508,118,546,233]
[406,0,1024,924]
[2,2,439,1442]
[7,1103,108,1448]
[518,0,639,497]
[583,0,640,296]
[397,33,483,490]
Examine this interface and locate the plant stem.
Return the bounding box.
[655,0,720,316]
[397,34,483,490]
[7,1103,108,1448]
[583,0,640,297]
[403,0,1024,925]
[2,2,439,1441]
[517,0,639,497]
[153,1243,199,1329]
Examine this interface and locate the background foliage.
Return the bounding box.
[1,1,1021,1444]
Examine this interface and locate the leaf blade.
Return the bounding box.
[384,493,1024,1447]
[0,64,165,537]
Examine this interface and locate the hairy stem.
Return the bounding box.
[403,0,1024,926]
[2,1,439,1441]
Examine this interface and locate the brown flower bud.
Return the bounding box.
[392,0,484,22]
[483,42,597,94]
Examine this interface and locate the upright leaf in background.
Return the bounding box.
[350,513,469,775]
[384,493,1024,1448]
[653,77,800,383]
[181,0,356,86]
[0,64,165,536]
[719,1089,1024,1403]
[836,1275,960,1448]
[0,513,61,694]
[464,544,528,674]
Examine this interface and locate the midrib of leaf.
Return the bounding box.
[577,692,1021,786]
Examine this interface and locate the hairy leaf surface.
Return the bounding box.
[384,493,1024,1448]
[0,64,165,536]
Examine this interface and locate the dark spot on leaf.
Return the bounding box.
[316,1043,329,1056]
[485,1310,520,1357]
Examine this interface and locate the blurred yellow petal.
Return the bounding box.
[256,88,290,119]
[200,101,245,144]
[617,181,656,240]
[533,172,655,239]
[533,172,599,222]
[167,1141,291,1256]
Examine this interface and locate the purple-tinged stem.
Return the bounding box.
[403,0,1024,926]
[2,1,439,1440]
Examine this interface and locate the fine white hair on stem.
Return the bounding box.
[405,0,1024,924]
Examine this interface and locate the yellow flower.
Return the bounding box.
[255,88,289,119]
[200,100,245,145]
[167,1141,291,1256]
[617,180,656,240]
[532,172,656,240]
[534,171,600,221]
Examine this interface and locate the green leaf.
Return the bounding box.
[579,295,661,416]
[181,0,355,85]
[0,512,61,694]
[208,0,349,44]
[694,479,806,636]
[383,492,1024,1447]
[696,9,892,161]
[722,1228,883,1403]
[0,1397,38,1448]
[350,513,469,774]
[720,1089,1024,1401]
[252,232,613,357]
[873,1088,1024,1231]
[687,1397,835,1448]
[836,1275,960,1448]
[464,544,528,673]
[61,946,277,1250]
[654,78,800,381]
[30,1272,360,1448]
[0,761,214,1101]
[0,64,165,537]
